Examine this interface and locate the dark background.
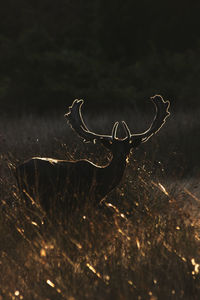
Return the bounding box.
[1,0,200,113]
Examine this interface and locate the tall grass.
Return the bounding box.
[0,109,200,299]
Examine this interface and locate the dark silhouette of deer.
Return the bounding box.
[16,95,170,216]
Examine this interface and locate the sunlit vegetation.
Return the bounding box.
[0,110,200,299]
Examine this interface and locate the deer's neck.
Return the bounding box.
[96,154,127,199]
[108,154,127,181]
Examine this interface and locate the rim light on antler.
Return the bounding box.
[65,94,170,145]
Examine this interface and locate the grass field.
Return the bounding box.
[0,107,200,299]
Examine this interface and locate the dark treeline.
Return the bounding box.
[1,0,200,113]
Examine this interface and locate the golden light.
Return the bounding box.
[191,258,200,274]
[86,263,101,279]
[46,279,55,288]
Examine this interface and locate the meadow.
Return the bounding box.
[0,106,200,299]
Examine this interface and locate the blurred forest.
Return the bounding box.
[1,0,200,113]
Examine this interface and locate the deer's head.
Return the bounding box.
[65,95,170,159]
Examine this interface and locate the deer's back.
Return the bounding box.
[16,157,99,213]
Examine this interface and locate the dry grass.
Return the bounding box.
[0,109,200,299]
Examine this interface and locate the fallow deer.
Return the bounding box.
[16,95,170,217]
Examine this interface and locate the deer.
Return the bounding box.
[16,95,170,218]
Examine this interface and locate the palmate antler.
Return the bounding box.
[65,95,170,145]
[65,99,119,143]
[130,95,170,143]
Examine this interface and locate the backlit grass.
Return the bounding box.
[0,110,200,299]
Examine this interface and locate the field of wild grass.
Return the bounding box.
[0,106,200,299]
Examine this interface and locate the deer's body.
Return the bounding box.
[16,95,170,218]
[16,151,126,213]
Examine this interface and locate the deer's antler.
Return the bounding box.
[65,95,170,146]
[65,99,119,143]
[130,95,170,143]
